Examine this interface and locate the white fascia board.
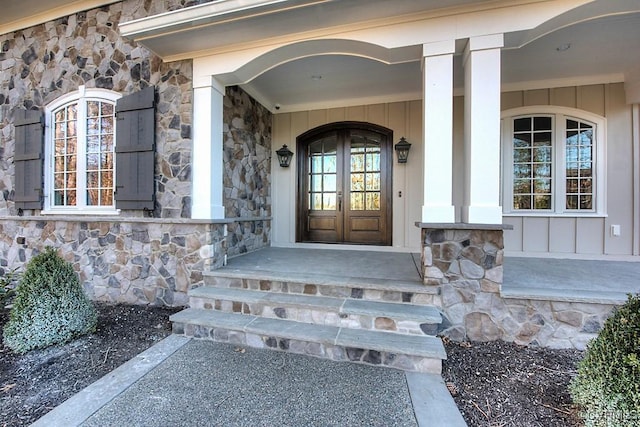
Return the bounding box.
[121,0,592,62]
[120,0,328,39]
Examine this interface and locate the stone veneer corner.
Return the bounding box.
[417,223,613,350]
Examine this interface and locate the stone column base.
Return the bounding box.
[416,222,511,342]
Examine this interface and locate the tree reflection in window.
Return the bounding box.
[350,134,381,211]
[86,101,115,206]
[512,116,552,210]
[52,98,116,208]
[565,119,593,210]
[53,104,78,206]
[308,136,337,210]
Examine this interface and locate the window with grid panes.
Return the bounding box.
[44,87,120,213]
[565,119,594,210]
[512,116,553,210]
[308,136,337,211]
[504,109,602,215]
[349,135,381,211]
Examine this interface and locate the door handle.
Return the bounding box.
[337,191,342,211]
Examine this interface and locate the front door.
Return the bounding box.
[296,122,392,245]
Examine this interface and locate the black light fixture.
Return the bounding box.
[394,137,412,164]
[276,144,294,167]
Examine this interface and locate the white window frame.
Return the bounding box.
[501,106,606,217]
[43,86,121,215]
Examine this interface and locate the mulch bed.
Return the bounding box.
[1,303,585,426]
[442,338,584,426]
[0,303,179,427]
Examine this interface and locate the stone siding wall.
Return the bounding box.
[221,85,272,257]
[0,216,270,306]
[0,217,223,306]
[0,0,195,218]
[223,86,272,219]
[419,225,614,350]
[0,1,273,306]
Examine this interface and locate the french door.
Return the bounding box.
[296,123,392,245]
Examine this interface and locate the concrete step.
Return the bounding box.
[203,268,439,306]
[170,308,446,373]
[189,286,443,335]
[501,285,628,304]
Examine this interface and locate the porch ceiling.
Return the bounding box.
[119,0,492,58]
[118,0,639,113]
[5,1,637,114]
[246,9,640,112]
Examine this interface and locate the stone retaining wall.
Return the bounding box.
[0,1,272,221]
[418,224,615,350]
[0,216,270,306]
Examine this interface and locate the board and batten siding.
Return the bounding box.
[272,101,423,250]
[501,83,638,257]
[271,83,638,257]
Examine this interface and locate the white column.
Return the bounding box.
[462,34,504,224]
[191,75,225,219]
[421,40,455,223]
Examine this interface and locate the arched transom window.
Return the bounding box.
[44,86,121,213]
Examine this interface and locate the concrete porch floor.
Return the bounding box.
[225,247,423,282]
[503,257,640,303]
[224,247,640,302]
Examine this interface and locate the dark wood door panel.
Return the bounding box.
[350,217,380,231]
[297,122,392,245]
[306,214,339,242]
[345,215,387,244]
[309,216,337,230]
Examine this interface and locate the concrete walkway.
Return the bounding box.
[33,336,466,427]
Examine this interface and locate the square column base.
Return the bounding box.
[421,205,455,223]
[461,205,502,225]
[191,203,225,220]
[416,222,513,342]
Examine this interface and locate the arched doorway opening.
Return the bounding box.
[296,122,393,245]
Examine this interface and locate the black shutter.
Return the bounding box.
[115,86,155,210]
[14,109,44,210]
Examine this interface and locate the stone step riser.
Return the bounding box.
[205,276,439,306]
[172,321,442,374]
[190,296,438,336]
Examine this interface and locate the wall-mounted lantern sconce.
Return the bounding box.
[276,144,294,167]
[394,137,411,164]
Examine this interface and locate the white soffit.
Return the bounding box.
[502,12,640,85]
[119,0,498,60]
[241,55,422,113]
[117,0,639,112]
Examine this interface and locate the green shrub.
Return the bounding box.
[570,294,640,426]
[2,248,97,354]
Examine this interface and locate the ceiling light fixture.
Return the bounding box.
[311,75,322,81]
[556,43,571,52]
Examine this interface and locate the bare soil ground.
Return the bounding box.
[1,303,584,427]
